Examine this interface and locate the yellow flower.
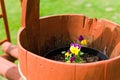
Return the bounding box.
[65,52,70,57]
[70,46,80,55]
[80,39,87,46]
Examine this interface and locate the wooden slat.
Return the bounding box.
[0,0,11,42]
[20,0,23,5]
[1,54,16,62]
[1,41,18,59]
[17,28,28,79]
[0,14,2,18]
[106,57,120,80]
[0,57,22,80]
[0,39,7,45]
[26,51,75,80]
[21,0,40,54]
[76,62,105,80]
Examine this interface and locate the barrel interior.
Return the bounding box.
[19,15,120,58]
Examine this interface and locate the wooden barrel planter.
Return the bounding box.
[18,0,120,80]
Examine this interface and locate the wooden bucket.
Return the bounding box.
[18,0,120,80]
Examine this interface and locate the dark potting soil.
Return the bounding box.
[45,47,108,63]
[49,52,101,63]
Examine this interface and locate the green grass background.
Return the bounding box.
[1,0,120,79]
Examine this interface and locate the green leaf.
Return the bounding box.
[61,51,66,54]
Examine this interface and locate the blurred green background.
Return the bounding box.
[0,0,120,79]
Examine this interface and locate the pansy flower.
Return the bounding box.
[70,43,81,55]
[78,35,84,41]
[62,35,87,63]
[70,57,75,63]
[80,39,87,46]
[79,35,87,46]
[65,52,70,57]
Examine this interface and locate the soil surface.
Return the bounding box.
[48,52,102,63]
[45,47,108,63]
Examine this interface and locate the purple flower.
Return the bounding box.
[70,43,81,49]
[67,49,70,53]
[78,35,84,41]
[70,57,76,62]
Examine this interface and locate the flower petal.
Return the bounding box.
[78,35,84,41]
[70,57,76,62]
[80,39,87,46]
[65,52,70,57]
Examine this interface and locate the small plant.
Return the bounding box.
[62,35,87,63]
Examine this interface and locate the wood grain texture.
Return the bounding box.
[18,14,120,80]
[1,41,18,59]
[21,0,40,54]
[18,28,28,79]
[18,0,120,80]
[26,51,75,80]
[106,57,120,80]
[0,57,22,80]
[76,62,105,80]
